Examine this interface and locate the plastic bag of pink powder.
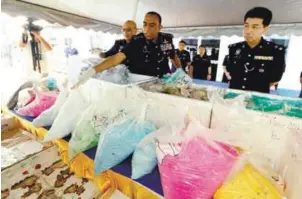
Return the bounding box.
[17,89,58,117]
[156,120,239,199]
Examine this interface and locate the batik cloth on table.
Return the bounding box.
[1,146,101,199]
[1,128,52,170]
[2,106,163,199]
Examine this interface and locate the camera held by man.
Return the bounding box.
[19,18,52,76]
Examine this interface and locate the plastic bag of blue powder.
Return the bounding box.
[131,126,173,179]
[94,117,157,176]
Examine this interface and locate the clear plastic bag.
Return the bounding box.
[131,126,174,179]
[94,105,157,175]
[73,57,130,84]
[16,88,58,117]
[210,94,290,171]
[43,88,90,142]
[209,93,296,198]
[161,68,192,86]
[97,65,130,84]
[7,81,34,110]
[214,154,285,199]
[32,80,69,127]
[131,102,190,179]
[15,88,35,110]
[247,95,284,112]
[156,119,239,199]
[68,92,129,160]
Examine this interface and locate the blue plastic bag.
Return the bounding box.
[94,118,157,175]
[131,141,157,179]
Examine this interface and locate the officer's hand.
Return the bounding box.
[225,72,232,80]
[269,82,278,87]
[99,52,106,58]
[71,68,96,89]
[207,74,211,81]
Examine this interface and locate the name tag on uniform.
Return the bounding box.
[254,56,274,61]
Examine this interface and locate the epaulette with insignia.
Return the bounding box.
[272,43,286,52]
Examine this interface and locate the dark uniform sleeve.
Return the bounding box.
[206,57,211,67]
[163,33,176,59]
[120,36,140,61]
[223,55,230,70]
[270,46,286,83]
[104,40,120,57]
[191,55,197,66]
[186,51,191,63]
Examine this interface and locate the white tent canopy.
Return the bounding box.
[2,0,302,36]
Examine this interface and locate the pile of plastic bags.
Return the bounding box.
[80,58,130,84]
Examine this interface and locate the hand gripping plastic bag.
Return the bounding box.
[32,80,69,127]
[97,65,130,84]
[17,88,58,117]
[156,119,239,199]
[68,94,129,160]
[94,105,157,175]
[43,88,90,142]
[79,57,129,84]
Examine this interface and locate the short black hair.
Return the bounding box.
[244,7,273,27]
[179,40,187,45]
[146,11,162,25]
[199,44,205,48]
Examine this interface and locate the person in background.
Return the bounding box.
[175,40,191,72]
[299,71,302,98]
[19,30,52,76]
[224,7,286,93]
[188,45,211,80]
[222,55,232,82]
[73,11,181,88]
[100,20,137,66]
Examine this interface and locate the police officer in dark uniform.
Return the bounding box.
[189,45,212,80]
[100,20,137,66]
[175,40,191,72]
[73,11,182,87]
[225,7,286,93]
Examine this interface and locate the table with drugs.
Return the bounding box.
[2,61,302,199]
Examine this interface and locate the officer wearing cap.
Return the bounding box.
[225,7,286,93]
[175,40,191,72]
[73,11,182,88]
[100,20,137,66]
[189,45,212,80]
